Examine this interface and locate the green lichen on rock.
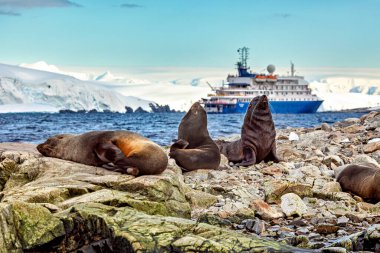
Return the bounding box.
[185,189,218,209]
[0,158,18,191]
[0,203,22,253]
[48,203,309,253]
[114,170,191,218]
[11,201,65,249]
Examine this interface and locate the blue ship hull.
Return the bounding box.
[206,100,323,114]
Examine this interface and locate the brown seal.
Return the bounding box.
[37,130,168,176]
[216,95,280,166]
[336,163,380,203]
[169,102,221,171]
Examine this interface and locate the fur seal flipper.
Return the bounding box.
[336,163,380,203]
[170,102,221,171]
[37,131,168,176]
[217,95,280,166]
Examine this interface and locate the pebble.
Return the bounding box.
[337,216,349,227]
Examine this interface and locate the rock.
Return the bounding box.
[10,201,65,249]
[262,164,286,176]
[277,147,304,162]
[315,223,339,234]
[336,117,361,127]
[289,132,300,141]
[299,165,322,177]
[368,138,380,144]
[280,193,308,217]
[0,154,191,218]
[322,155,344,167]
[337,216,349,227]
[0,158,18,190]
[321,247,347,253]
[329,224,380,252]
[218,154,230,170]
[249,199,284,220]
[264,180,313,204]
[245,218,266,235]
[185,189,218,209]
[297,130,329,149]
[342,125,365,134]
[363,142,380,153]
[321,123,332,132]
[197,213,232,227]
[183,169,211,184]
[50,203,305,253]
[322,182,342,193]
[352,154,379,167]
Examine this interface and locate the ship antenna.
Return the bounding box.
[237,47,249,68]
[290,61,295,76]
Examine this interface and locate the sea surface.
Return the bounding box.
[0,112,367,146]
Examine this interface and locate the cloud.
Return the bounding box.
[274,13,291,19]
[121,3,143,8]
[0,0,81,8]
[0,10,20,16]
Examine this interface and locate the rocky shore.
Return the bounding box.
[0,111,380,252]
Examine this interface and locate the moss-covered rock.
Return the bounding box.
[11,201,65,249]
[41,203,311,253]
[0,203,22,253]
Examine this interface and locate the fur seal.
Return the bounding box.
[37,130,168,176]
[216,95,280,166]
[336,163,380,203]
[169,102,221,171]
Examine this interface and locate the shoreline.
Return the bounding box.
[0,111,379,251]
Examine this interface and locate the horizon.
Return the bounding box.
[1,0,379,70]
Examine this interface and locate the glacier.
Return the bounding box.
[0,63,154,113]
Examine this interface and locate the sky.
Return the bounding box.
[0,0,379,71]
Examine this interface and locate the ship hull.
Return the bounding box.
[205,100,323,114]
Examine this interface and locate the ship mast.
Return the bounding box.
[290,61,295,77]
[237,47,249,68]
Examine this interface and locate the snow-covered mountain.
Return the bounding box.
[14,61,380,112]
[310,77,380,111]
[0,63,154,113]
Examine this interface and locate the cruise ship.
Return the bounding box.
[202,47,323,114]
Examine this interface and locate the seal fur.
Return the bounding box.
[37,130,168,176]
[216,95,280,166]
[336,163,380,203]
[169,102,221,171]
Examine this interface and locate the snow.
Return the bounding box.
[0,103,58,113]
[0,63,154,113]
[310,77,380,111]
[7,61,380,113]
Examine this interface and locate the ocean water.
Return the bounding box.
[0,112,366,146]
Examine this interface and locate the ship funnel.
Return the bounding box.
[267,64,276,74]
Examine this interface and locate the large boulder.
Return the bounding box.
[0,150,191,219]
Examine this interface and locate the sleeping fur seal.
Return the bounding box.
[169,102,221,171]
[216,95,280,166]
[336,163,380,203]
[37,130,168,176]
